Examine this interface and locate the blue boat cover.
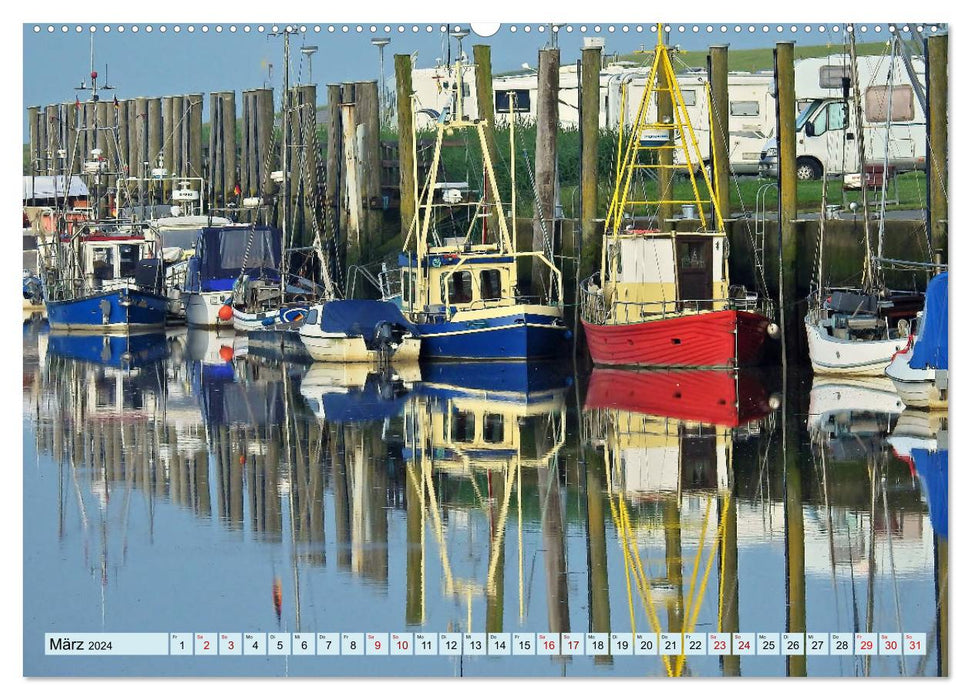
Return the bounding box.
[910,272,948,370]
[188,225,282,291]
[913,448,948,538]
[320,300,418,343]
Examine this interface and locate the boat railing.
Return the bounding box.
[580,275,768,325]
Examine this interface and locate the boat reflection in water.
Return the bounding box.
[584,368,775,676]
[401,362,571,631]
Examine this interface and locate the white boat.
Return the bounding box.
[885,272,948,409]
[804,306,913,375]
[298,300,421,363]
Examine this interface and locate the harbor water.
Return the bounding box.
[22,317,947,677]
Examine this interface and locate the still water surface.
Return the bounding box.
[22,320,948,677]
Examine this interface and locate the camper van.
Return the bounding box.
[759,54,926,180]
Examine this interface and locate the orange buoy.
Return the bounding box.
[219,345,234,362]
[217,304,233,321]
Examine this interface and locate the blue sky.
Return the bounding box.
[22,21,856,119]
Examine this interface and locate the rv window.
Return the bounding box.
[730,101,759,117]
[445,270,473,304]
[827,102,847,130]
[495,89,531,113]
[864,85,915,123]
[480,269,502,301]
[483,414,504,444]
[819,64,851,90]
[451,410,476,443]
[681,90,697,107]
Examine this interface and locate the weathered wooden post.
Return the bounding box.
[926,33,948,261]
[147,97,162,175]
[533,48,559,293]
[221,92,238,205]
[27,106,39,175]
[356,80,382,249]
[162,96,175,179]
[341,97,362,269]
[775,41,798,354]
[394,56,416,240]
[709,45,730,223]
[116,100,129,176]
[256,88,275,200]
[580,44,602,278]
[187,93,204,180]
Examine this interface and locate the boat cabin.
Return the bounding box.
[599,229,730,323]
[397,246,518,318]
[186,225,281,293]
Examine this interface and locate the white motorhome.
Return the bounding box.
[410,57,775,174]
[759,53,926,179]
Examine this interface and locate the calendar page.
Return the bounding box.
[20,10,949,683]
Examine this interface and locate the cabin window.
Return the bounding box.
[495,89,531,113]
[819,64,851,90]
[445,270,473,304]
[118,244,140,278]
[306,308,318,326]
[681,89,697,107]
[450,410,476,443]
[864,85,915,123]
[91,247,114,280]
[401,270,413,305]
[680,241,708,271]
[730,101,759,117]
[483,414,504,444]
[480,269,502,301]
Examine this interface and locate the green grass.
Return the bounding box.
[614,40,895,73]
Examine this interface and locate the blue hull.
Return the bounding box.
[48,332,170,368]
[46,289,168,331]
[416,312,570,360]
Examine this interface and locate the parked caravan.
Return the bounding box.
[759,53,926,179]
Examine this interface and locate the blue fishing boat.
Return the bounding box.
[384,57,569,360]
[43,226,169,331]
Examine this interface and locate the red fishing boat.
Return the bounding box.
[580,27,777,368]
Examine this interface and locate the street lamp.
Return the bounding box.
[300,45,318,85]
[371,37,391,127]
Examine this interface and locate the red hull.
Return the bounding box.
[584,368,772,427]
[582,309,769,368]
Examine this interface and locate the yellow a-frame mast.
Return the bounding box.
[605,24,726,237]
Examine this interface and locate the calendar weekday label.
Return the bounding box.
[46,632,928,656]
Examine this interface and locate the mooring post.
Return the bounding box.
[709,45,730,223]
[657,51,674,230]
[473,44,501,240]
[775,41,798,353]
[147,97,162,180]
[580,45,602,278]
[533,47,559,293]
[256,88,275,200]
[27,106,39,176]
[44,105,58,175]
[161,96,175,184]
[341,99,362,269]
[187,93,204,180]
[784,435,807,677]
[356,80,382,249]
[209,93,225,207]
[222,92,238,207]
[394,55,417,241]
[65,101,80,175]
[926,33,948,263]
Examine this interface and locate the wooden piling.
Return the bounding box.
[65,101,80,174]
[657,60,674,230]
[326,84,343,245]
[209,93,225,206]
[27,106,39,175]
[394,56,417,239]
[297,84,320,247]
[532,48,559,292]
[341,99,362,268]
[926,34,948,261]
[356,80,383,248]
[162,96,175,178]
[222,92,238,205]
[41,105,54,174]
[709,46,730,223]
[147,97,162,174]
[171,94,185,177]
[187,93,204,179]
[472,45,501,241]
[256,88,274,198]
[720,492,741,676]
[580,45,602,277]
[116,100,129,176]
[784,411,806,677]
[775,42,798,352]
[584,447,612,664]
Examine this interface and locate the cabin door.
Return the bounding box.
[676,236,713,309]
[679,427,718,491]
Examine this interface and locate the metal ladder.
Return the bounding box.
[753,182,777,293]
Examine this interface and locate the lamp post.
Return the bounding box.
[300,45,318,85]
[371,37,391,127]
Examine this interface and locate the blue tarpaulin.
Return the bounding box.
[914,448,948,538]
[320,300,417,345]
[910,272,948,370]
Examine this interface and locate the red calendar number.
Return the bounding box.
[227,641,234,650]
[909,640,921,651]
[203,641,210,650]
[714,640,727,651]
[544,640,555,651]
[397,640,409,651]
[568,640,579,650]
[860,640,873,651]
[738,641,750,650]
[884,640,898,651]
